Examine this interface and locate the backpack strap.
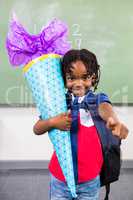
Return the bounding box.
[80,92,115,200]
[104,184,110,200]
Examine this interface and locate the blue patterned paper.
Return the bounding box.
[24,54,77,198]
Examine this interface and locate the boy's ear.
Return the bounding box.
[92,73,96,80]
[91,73,96,85]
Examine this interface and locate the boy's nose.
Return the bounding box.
[73,79,84,87]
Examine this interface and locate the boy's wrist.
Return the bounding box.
[48,117,56,129]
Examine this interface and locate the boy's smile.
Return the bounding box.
[65,60,94,97]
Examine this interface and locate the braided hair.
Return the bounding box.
[61,49,101,91]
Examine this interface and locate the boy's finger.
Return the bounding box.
[120,126,128,139]
[66,124,71,129]
[108,117,116,126]
[112,128,120,136]
[106,117,117,129]
[66,120,72,126]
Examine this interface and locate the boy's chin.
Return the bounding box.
[72,89,86,97]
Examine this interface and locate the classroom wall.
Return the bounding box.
[0,106,132,161]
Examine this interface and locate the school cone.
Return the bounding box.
[6,16,77,198]
[23,54,77,198]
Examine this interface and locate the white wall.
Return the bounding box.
[0,106,132,160]
[0,107,53,160]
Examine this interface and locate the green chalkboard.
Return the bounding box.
[0,0,133,105]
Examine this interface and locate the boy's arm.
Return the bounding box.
[33,111,72,135]
[33,118,54,135]
[98,102,128,139]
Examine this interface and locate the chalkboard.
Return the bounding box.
[0,0,133,105]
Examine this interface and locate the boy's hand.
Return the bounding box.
[106,117,128,139]
[50,110,72,131]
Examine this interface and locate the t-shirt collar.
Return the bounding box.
[71,89,92,103]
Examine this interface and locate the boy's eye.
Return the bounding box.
[82,75,91,80]
[82,76,88,80]
[66,76,74,80]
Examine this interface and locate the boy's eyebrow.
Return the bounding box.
[66,73,88,77]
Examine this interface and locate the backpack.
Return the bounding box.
[66,91,121,200]
[83,92,122,200]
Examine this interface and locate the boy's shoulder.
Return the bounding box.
[85,90,111,106]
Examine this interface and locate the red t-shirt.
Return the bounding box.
[48,102,103,183]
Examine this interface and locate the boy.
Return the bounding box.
[34,49,128,200]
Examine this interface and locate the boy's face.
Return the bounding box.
[65,60,95,97]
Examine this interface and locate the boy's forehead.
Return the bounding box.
[67,61,87,75]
